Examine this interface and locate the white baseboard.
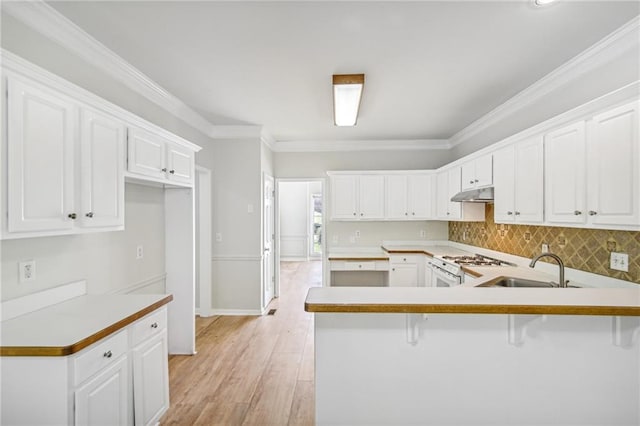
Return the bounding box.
[195,308,218,317]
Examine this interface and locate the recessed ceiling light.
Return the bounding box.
[534,0,558,5]
[333,74,365,127]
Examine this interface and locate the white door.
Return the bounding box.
[127,128,166,179]
[588,101,640,226]
[132,332,170,426]
[75,357,130,426]
[79,109,126,229]
[263,174,275,308]
[330,175,358,219]
[7,77,76,233]
[385,175,408,219]
[408,174,433,219]
[493,145,516,223]
[514,136,544,223]
[358,175,385,219]
[166,143,194,185]
[544,122,587,224]
[475,154,493,187]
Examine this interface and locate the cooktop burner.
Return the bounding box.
[440,254,513,267]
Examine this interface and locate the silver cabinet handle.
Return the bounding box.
[151,322,159,329]
[68,213,77,220]
[446,212,450,215]
[574,210,582,215]
[161,168,167,172]
[469,180,474,184]
[515,211,521,216]
[169,170,175,174]
[85,212,94,218]
[507,211,513,215]
[474,179,479,183]
[589,210,597,216]
[103,350,112,358]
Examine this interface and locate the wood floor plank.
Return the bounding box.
[160,261,321,425]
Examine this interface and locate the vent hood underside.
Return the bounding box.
[450,186,494,203]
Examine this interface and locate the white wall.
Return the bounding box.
[330,221,448,249]
[1,184,166,300]
[279,182,311,260]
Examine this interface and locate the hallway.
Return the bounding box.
[161,261,321,425]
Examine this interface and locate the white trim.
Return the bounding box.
[105,274,168,295]
[195,166,213,318]
[1,50,201,152]
[211,256,263,261]
[449,15,640,148]
[195,308,217,318]
[1,281,87,321]
[271,139,450,152]
[208,308,265,316]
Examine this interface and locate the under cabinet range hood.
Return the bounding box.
[451,186,494,203]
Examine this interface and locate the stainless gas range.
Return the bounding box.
[430,254,515,287]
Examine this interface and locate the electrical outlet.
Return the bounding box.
[610,252,629,272]
[463,231,468,241]
[136,245,144,259]
[355,230,361,238]
[19,260,36,283]
[542,243,549,252]
[215,233,222,242]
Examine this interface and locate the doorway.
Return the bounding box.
[275,179,326,296]
[263,174,275,309]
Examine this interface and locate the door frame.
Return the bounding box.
[195,166,213,317]
[262,173,275,309]
[274,177,328,295]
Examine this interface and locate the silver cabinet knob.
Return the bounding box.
[589,210,597,216]
[403,258,407,262]
[68,213,77,220]
[507,211,513,215]
[412,212,415,215]
[151,322,159,329]
[469,180,474,184]
[474,179,479,183]
[360,213,363,216]
[515,211,521,216]
[161,167,167,172]
[103,350,112,358]
[169,169,175,174]
[85,212,94,218]
[353,212,356,216]
[405,212,408,216]
[574,210,582,215]
[446,212,450,215]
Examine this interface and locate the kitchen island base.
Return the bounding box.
[315,312,640,425]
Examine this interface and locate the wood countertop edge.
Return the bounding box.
[304,302,640,316]
[0,294,173,357]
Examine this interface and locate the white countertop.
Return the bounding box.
[1,293,172,355]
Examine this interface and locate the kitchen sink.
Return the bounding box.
[478,276,580,288]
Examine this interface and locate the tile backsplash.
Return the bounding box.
[449,204,640,284]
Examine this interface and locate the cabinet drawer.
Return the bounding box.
[344,261,376,271]
[74,330,128,386]
[131,307,167,347]
[390,255,418,264]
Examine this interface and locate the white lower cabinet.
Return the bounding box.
[0,307,169,425]
[389,255,422,287]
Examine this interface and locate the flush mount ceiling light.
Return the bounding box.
[534,0,558,5]
[333,74,365,126]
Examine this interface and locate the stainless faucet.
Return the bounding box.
[529,252,568,288]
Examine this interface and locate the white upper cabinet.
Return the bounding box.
[330,174,384,220]
[127,128,195,186]
[447,167,462,219]
[436,167,484,222]
[494,136,544,224]
[587,101,639,227]
[385,174,433,220]
[79,109,126,229]
[6,77,76,234]
[544,122,587,224]
[461,154,493,191]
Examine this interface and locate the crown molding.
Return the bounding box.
[449,15,640,148]
[271,139,450,153]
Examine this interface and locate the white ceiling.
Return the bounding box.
[47,0,639,144]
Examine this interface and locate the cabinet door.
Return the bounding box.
[588,101,640,227]
[460,161,476,191]
[514,136,544,223]
[133,331,170,426]
[435,171,450,219]
[389,263,418,287]
[447,167,462,219]
[408,174,433,219]
[544,122,586,224]
[80,109,126,229]
[166,143,194,185]
[330,175,358,219]
[7,77,76,233]
[475,154,493,187]
[359,175,385,219]
[127,129,166,179]
[493,145,516,223]
[75,356,130,426]
[385,175,408,219]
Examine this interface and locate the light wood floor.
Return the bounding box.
[161,261,321,425]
